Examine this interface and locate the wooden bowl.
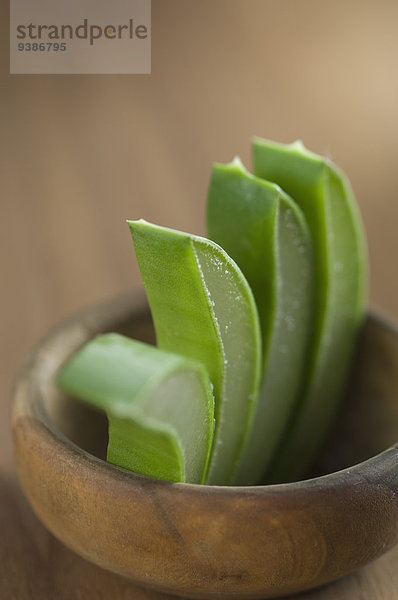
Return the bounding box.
[12,293,398,599]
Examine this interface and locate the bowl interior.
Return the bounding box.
[45,310,398,483]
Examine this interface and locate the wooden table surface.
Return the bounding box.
[2,0,398,597]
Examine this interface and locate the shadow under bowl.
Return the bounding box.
[11,293,398,599]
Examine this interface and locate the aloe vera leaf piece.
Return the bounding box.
[128,219,262,485]
[57,333,214,484]
[253,138,368,482]
[207,158,313,485]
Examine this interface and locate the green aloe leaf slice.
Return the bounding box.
[57,333,214,484]
[253,138,368,482]
[207,158,313,484]
[128,220,262,485]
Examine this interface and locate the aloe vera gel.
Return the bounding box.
[58,138,367,486]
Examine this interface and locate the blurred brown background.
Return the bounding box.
[2,0,398,493]
[2,1,398,597]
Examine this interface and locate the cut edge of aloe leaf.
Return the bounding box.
[207,157,313,484]
[128,219,262,485]
[191,234,262,484]
[57,333,215,484]
[252,137,368,483]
